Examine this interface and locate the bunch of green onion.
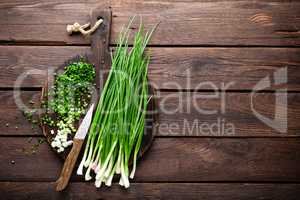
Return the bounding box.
[77,19,155,188]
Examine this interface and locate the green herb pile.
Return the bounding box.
[42,61,95,153]
[77,20,154,188]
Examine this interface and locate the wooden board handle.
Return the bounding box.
[55,139,83,191]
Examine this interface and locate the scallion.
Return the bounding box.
[77,18,155,188]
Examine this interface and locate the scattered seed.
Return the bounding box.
[6,123,9,127]
[38,138,45,144]
[10,160,15,164]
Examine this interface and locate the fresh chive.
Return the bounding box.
[77,18,156,188]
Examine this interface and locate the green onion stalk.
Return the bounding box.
[77,18,156,188]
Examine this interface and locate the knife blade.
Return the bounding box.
[56,103,95,191]
[74,103,95,140]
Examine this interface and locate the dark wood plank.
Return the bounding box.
[1,46,300,90]
[157,92,300,136]
[0,91,41,135]
[1,182,300,200]
[1,137,300,181]
[0,1,300,45]
[111,0,300,46]
[149,47,300,90]
[0,46,90,88]
[0,0,99,8]
[0,1,108,45]
[1,91,299,136]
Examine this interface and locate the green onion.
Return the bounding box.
[43,61,95,153]
[77,18,156,188]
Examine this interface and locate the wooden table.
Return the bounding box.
[1,0,300,199]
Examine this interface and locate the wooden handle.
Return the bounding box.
[55,139,83,191]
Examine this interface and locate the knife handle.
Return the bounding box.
[56,139,83,191]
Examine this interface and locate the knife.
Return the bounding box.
[56,103,95,191]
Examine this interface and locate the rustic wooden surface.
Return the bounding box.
[0,0,300,199]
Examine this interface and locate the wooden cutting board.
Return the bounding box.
[39,8,157,161]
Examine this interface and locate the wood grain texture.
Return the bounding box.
[0,0,299,45]
[0,46,91,88]
[1,137,300,182]
[0,0,100,8]
[1,182,300,200]
[111,0,300,46]
[90,9,111,89]
[1,46,300,90]
[0,91,299,136]
[0,91,41,135]
[56,139,84,191]
[0,1,299,198]
[0,1,109,45]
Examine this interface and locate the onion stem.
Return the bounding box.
[77,18,156,189]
